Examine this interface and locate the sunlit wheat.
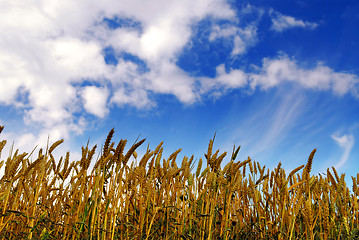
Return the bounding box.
[0,126,358,239]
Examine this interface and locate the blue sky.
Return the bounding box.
[0,0,358,178]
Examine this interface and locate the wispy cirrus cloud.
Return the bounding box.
[331,134,355,169]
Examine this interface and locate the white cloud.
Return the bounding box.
[104,0,235,62]
[271,11,318,32]
[249,56,359,96]
[199,64,247,96]
[82,86,110,118]
[140,22,190,61]
[0,0,235,142]
[146,61,198,104]
[48,37,107,78]
[112,87,153,109]
[209,21,258,55]
[331,134,354,169]
[199,55,359,100]
[215,64,247,88]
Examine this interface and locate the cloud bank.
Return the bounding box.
[0,0,234,141]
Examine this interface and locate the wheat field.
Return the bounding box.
[0,126,358,239]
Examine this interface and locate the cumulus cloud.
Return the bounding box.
[0,0,235,141]
[112,87,153,109]
[249,56,359,96]
[146,61,198,104]
[199,64,247,96]
[208,4,263,56]
[198,55,358,99]
[103,0,235,63]
[331,134,354,169]
[270,11,318,32]
[82,86,109,118]
[209,24,258,55]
